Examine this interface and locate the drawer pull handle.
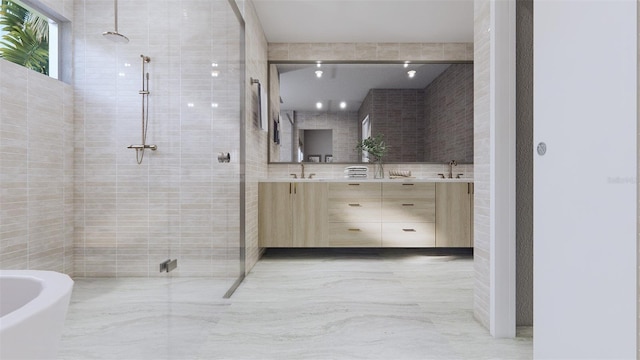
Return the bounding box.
[402,183,415,186]
[348,203,361,207]
[402,228,416,232]
[348,183,360,186]
[348,228,361,232]
[402,203,414,207]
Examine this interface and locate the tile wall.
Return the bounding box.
[242,0,269,273]
[425,64,474,163]
[0,60,74,274]
[473,0,492,329]
[73,0,243,278]
[291,111,360,163]
[0,0,74,274]
[267,163,474,181]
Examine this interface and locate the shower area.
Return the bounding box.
[73,0,245,293]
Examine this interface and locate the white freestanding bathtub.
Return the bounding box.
[0,270,74,359]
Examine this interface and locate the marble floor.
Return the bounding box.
[59,249,532,359]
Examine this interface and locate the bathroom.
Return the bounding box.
[1,0,638,359]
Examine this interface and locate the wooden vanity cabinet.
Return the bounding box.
[327,182,381,247]
[381,182,436,247]
[258,182,327,247]
[259,181,474,249]
[435,182,474,247]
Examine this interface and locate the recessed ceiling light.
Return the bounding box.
[408,70,417,78]
[211,62,218,67]
[211,103,219,108]
[316,61,322,68]
[404,61,410,68]
[340,101,347,109]
[316,102,323,109]
[315,70,323,78]
[211,71,220,77]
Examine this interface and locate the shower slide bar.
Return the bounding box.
[129,54,157,164]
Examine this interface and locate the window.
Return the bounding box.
[0,0,58,78]
[361,115,371,162]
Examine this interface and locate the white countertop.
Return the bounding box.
[260,178,473,183]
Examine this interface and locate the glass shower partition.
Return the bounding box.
[147,0,245,293]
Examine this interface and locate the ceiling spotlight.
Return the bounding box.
[316,61,322,68]
[211,62,219,67]
[316,102,323,109]
[315,70,323,78]
[211,71,220,77]
[408,70,417,78]
[340,101,347,109]
[404,61,410,68]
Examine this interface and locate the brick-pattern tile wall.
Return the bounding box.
[368,89,425,163]
[424,64,474,163]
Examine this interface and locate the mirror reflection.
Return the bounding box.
[269,62,474,164]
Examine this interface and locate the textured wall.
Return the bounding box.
[0,0,74,274]
[243,0,269,274]
[367,89,425,163]
[73,0,242,277]
[269,43,473,62]
[293,111,359,163]
[473,0,491,329]
[268,162,474,180]
[425,64,474,163]
[0,60,74,274]
[516,0,533,327]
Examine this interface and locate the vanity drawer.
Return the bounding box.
[382,182,435,199]
[328,222,382,247]
[329,182,381,199]
[328,199,381,222]
[381,198,435,222]
[382,222,436,247]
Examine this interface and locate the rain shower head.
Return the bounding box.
[103,0,129,44]
[102,31,129,43]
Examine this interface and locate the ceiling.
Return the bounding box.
[278,63,452,112]
[251,0,474,43]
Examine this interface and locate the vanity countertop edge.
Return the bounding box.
[259,178,474,183]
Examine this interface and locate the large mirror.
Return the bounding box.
[268,62,474,164]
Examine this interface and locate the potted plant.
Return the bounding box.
[356,134,389,178]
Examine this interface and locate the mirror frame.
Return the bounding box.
[267,60,474,165]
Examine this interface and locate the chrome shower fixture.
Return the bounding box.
[128,54,157,164]
[103,0,129,43]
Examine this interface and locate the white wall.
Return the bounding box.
[533,1,637,357]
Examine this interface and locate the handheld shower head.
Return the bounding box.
[103,0,129,43]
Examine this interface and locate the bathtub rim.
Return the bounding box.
[0,270,74,332]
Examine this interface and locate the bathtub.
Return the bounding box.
[0,270,74,360]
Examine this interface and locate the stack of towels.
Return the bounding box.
[344,166,368,178]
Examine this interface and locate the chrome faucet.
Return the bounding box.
[447,160,457,179]
[300,163,305,179]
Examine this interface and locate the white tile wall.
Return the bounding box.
[243,0,270,274]
[473,0,491,329]
[74,0,244,278]
[0,59,74,274]
[267,163,474,181]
